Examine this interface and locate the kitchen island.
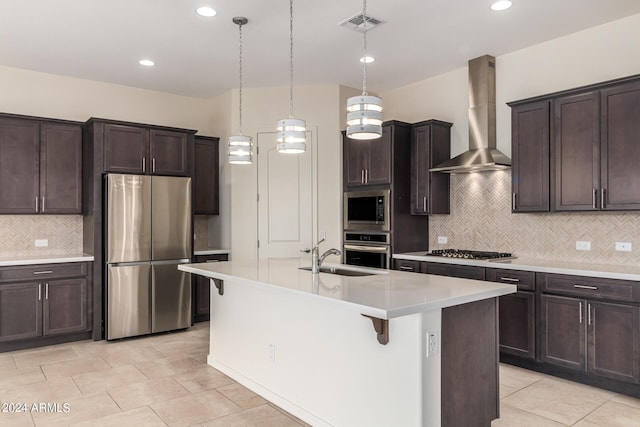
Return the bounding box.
[179,258,516,427]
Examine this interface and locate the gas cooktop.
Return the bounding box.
[428,249,513,260]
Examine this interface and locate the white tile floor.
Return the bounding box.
[1,322,639,426]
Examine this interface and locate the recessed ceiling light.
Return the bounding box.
[490,0,512,11]
[139,59,155,67]
[360,56,375,64]
[196,6,217,17]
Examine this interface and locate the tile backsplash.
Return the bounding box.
[429,171,640,266]
[0,215,83,257]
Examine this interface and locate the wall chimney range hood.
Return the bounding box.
[430,55,511,173]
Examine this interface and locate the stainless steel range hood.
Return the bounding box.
[430,55,511,173]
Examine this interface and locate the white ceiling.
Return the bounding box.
[1,0,639,99]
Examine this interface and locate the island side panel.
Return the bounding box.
[441,297,500,427]
[206,277,441,427]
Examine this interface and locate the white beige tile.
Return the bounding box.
[576,400,640,427]
[492,402,568,426]
[202,404,303,427]
[72,365,148,394]
[72,340,166,367]
[0,411,34,427]
[107,377,190,411]
[0,366,46,389]
[41,357,111,379]
[13,346,78,369]
[216,383,267,409]
[499,364,546,391]
[171,366,234,393]
[152,339,209,358]
[30,392,121,427]
[151,388,241,426]
[0,354,16,370]
[499,383,518,399]
[70,407,166,427]
[134,356,205,380]
[502,377,615,425]
[611,393,640,410]
[2,377,82,404]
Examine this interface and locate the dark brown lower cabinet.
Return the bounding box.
[498,292,535,359]
[541,294,640,384]
[44,278,89,336]
[193,254,229,322]
[0,283,42,341]
[424,262,486,280]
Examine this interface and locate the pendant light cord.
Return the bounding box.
[361,0,368,96]
[238,22,244,135]
[289,0,294,118]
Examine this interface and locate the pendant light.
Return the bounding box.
[276,0,306,154]
[346,0,383,140]
[228,17,253,165]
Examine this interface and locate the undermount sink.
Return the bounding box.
[298,266,375,276]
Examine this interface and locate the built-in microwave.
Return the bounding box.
[343,189,390,231]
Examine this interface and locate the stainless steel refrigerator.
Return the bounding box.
[105,174,192,340]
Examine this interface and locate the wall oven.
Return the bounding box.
[343,232,391,269]
[344,190,390,232]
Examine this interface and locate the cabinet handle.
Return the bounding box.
[588,303,592,326]
[399,266,414,271]
[574,284,598,290]
[579,301,583,324]
[361,170,365,184]
[365,169,369,184]
[512,193,516,210]
[45,283,49,300]
[142,157,146,172]
[593,189,597,209]
[152,158,156,173]
[205,260,220,263]
[41,196,45,213]
[33,270,53,275]
[500,277,520,282]
[423,196,427,212]
[38,283,42,301]
[35,196,39,213]
[601,188,606,209]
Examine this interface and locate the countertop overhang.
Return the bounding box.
[393,252,640,282]
[179,258,515,320]
[0,254,94,267]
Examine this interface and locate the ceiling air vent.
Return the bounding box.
[339,13,383,33]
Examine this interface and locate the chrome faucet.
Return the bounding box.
[302,238,342,273]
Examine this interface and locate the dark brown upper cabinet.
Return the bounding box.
[0,116,81,214]
[410,120,451,215]
[103,123,189,176]
[343,128,391,188]
[510,101,550,212]
[193,136,219,215]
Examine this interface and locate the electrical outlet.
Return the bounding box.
[35,239,48,247]
[267,344,275,363]
[425,330,440,358]
[437,236,448,244]
[615,242,632,252]
[576,241,591,251]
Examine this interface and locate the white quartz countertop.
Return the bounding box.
[179,258,515,320]
[0,254,94,267]
[193,249,231,256]
[394,252,640,282]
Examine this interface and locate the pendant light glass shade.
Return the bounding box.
[346,0,383,140]
[277,0,306,154]
[228,135,253,164]
[227,17,253,164]
[346,95,383,139]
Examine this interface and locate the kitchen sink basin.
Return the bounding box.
[298,266,376,276]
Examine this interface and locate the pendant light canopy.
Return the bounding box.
[228,17,253,165]
[346,0,383,140]
[276,0,306,154]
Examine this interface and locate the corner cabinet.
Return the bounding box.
[0,262,92,350]
[192,254,229,322]
[193,136,220,215]
[410,120,452,215]
[0,115,82,214]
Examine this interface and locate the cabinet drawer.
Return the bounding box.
[486,268,535,291]
[393,259,422,273]
[195,254,229,263]
[0,263,88,283]
[539,273,640,303]
[424,262,486,280]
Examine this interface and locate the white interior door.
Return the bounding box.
[257,131,313,259]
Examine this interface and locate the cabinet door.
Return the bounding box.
[43,278,88,336]
[0,118,40,213]
[366,126,392,185]
[344,134,369,187]
[149,129,188,176]
[193,255,228,322]
[411,125,430,214]
[587,301,640,383]
[554,92,600,211]
[540,294,585,370]
[193,137,219,214]
[104,124,148,173]
[40,123,82,213]
[511,101,550,212]
[498,292,535,359]
[600,80,640,210]
[0,283,42,341]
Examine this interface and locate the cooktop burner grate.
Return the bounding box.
[428,249,513,260]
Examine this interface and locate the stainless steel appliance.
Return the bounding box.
[343,231,390,269]
[343,190,390,231]
[105,174,192,340]
[428,249,513,260]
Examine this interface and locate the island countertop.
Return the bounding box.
[179,257,516,320]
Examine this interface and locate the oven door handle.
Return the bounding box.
[344,244,389,253]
